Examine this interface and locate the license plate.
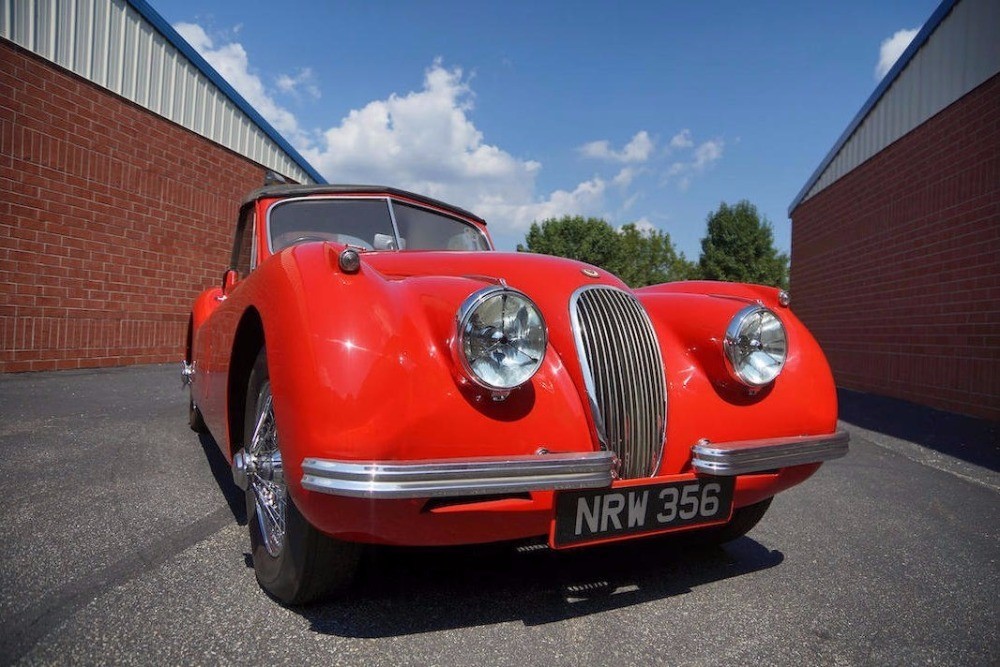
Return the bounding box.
[550,477,735,548]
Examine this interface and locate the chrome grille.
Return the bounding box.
[571,287,667,479]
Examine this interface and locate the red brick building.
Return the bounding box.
[789,0,999,420]
[1,0,323,372]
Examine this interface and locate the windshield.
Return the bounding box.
[392,202,489,251]
[268,197,490,253]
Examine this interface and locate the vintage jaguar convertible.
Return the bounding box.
[185,184,848,604]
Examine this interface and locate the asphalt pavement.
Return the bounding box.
[0,364,996,666]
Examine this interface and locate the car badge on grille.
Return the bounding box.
[581,268,600,278]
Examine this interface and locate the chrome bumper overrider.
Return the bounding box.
[300,451,616,499]
[690,431,850,476]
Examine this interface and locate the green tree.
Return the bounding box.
[517,216,693,287]
[517,216,621,270]
[697,201,788,288]
[614,223,696,286]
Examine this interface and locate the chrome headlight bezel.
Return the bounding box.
[455,286,547,391]
[723,305,787,388]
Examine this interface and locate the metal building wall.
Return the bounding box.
[797,0,1000,205]
[0,0,317,184]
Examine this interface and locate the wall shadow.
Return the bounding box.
[837,388,999,471]
[288,534,783,638]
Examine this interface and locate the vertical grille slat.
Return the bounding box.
[591,291,622,450]
[571,287,667,479]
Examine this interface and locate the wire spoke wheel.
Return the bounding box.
[243,346,361,605]
[248,387,286,558]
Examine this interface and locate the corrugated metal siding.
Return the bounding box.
[804,0,1000,201]
[1,0,317,184]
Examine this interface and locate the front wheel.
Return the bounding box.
[681,497,774,547]
[711,496,773,543]
[242,347,360,605]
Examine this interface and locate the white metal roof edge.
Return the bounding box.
[125,0,327,184]
[787,0,958,215]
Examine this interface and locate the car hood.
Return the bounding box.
[355,250,629,402]
[358,249,627,294]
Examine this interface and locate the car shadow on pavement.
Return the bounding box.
[291,535,783,637]
[196,430,783,635]
[191,420,783,635]
[196,433,247,525]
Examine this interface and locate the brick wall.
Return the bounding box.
[1,40,271,372]
[791,73,999,420]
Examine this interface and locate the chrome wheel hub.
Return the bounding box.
[236,387,286,558]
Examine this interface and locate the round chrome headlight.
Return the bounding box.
[724,305,787,387]
[456,286,547,390]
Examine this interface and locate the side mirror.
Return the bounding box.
[222,269,239,295]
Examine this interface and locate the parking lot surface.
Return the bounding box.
[1,364,996,666]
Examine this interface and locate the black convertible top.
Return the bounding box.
[241,184,486,225]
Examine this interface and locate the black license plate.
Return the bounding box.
[551,477,735,548]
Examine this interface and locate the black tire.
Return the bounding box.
[244,347,361,605]
[686,497,774,547]
[188,394,208,433]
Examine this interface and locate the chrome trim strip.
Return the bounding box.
[568,287,608,449]
[301,451,615,499]
[385,197,403,247]
[691,431,850,476]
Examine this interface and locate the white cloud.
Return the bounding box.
[621,131,654,162]
[579,140,613,160]
[476,177,608,233]
[175,22,309,146]
[693,139,724,169]
[875,28,918,81]
[663,137,724,190]
[302,60,608,236]
[630,217,656,234]
[580,131,654,163]
[276,68,321,100]
[612,167,639,188]
[174,21,734,243]
[669,129,693,150]
[174,25,608,242]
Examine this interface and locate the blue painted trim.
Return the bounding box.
[125,0,327,185]
[788,0,959,215]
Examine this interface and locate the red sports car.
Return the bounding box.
[185,184,848,604]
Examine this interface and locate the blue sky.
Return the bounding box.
[157,0,939,257]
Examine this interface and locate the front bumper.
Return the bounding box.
[299,431,849,499]
[690,431,850,475]
[301,451,616,499]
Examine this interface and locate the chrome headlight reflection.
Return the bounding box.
[724,305,787,387]
[456,286,547,390]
